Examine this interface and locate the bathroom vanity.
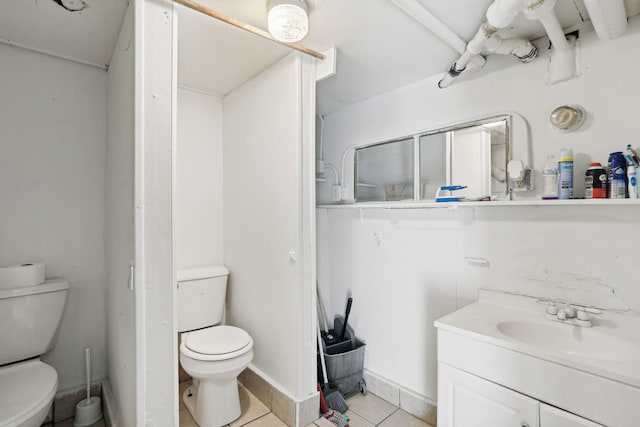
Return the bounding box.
[434,290,640,427]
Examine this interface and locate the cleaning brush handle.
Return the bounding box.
[340,297,353,340]
[317,322,329,383]
[317,286,330,333]
[85,348,91,401]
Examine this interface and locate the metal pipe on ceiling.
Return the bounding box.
[173,0,325,60]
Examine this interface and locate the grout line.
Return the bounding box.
[374,408,399,426]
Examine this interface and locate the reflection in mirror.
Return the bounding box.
[354,138,414,202]
[448,120,508,200]
[419,133,446,200]
[354,116,509,202]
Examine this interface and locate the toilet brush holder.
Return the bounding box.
[74,348,103,427]
[74,396,102,427]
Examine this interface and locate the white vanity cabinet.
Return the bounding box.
[437,362,538,427]
[539,403,603,427]
[431,290,640,426]
[438,363,603,427]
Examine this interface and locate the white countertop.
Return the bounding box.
[434,290,640,389]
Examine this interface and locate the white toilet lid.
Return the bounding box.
[0,359,57,426]
[185,326,251,355]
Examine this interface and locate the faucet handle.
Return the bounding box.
[557,310,567,320]
[564,306,577,318]
[546,302,558,315]
[577,308,590,321]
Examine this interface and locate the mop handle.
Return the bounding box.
[85,348,91,401]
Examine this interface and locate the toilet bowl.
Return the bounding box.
[0,277,68,427]
[0,359,58,427]
[177,266,254,427]
[180,325,253,427]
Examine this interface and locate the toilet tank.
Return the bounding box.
[177,265,229,333]
[0,279,69,366]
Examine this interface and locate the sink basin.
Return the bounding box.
[496,320,639,362]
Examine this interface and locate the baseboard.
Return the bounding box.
[238,365,319,427]
[42,380,103,424]
[362,370,437,426]
[101,379,119,427]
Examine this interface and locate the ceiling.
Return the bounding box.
[3,0,640,115]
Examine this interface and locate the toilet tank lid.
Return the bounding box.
[177,265,229,282]
[0,279,69,300]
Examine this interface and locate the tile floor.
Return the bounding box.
[52,418,105,427]
[179,380,433,427]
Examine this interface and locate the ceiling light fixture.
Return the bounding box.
[267,0,309,43]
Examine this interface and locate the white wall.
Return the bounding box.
[224,53,317,399]
[0,44,107,391]
[106,4,136,426]
[176,88,224,270]
[317,17,640,404]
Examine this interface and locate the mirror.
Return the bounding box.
[354,116,510,202]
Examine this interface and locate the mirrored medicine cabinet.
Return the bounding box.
[354,116,510,203]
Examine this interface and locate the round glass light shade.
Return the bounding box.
[550,105,586,132]
[267,2,309,43]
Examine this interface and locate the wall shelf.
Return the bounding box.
[317,199,640,209]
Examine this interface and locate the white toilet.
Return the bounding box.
[0,279,69,427]
[178,265,254,427]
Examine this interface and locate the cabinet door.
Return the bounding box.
[438,363,539,427]
[540,403,604,427]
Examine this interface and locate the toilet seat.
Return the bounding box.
[0,359,57,426]
[181,326,253,362]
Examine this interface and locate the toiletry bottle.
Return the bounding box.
[557,148,573,200]
[628,163,637,199]
[541,155,558,199]
[608,151,627,198]
[585,162,607,199]
[626,144,640,166]
[625,144,639,199]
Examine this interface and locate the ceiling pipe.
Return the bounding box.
[582,0,628,40]
[439,0,593,88]
[524,0,576,83]
[438,0,540,89]
[388,0,486,68]
[524,0,569,53]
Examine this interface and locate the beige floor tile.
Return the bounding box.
[345,393,397,425]
[378,409,433,427]
[343,410,375,427]
[179,407,199,427]
[179,379,193,412]
[241,413,287,427]
[54,418,105,427]
[312,416,335,427]
[230,386,271,427]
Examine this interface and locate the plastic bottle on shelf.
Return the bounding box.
[608,151,627,199]
[557,148,573,200]
[541,155,558,199]
[584,162,607,199]
[625,144,639,199]
[628,163,637,199]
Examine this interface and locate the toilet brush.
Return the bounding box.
[73,348,103,427]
